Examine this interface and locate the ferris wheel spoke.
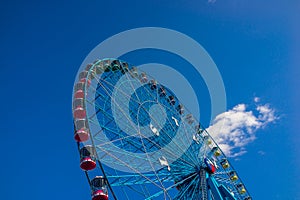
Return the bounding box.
[126,184,149,198]
[93,74,141,106]
[173,173,199,200]
[90,77,142,131]
[96,139,186,188]
[177,123,203,165]
[190,178,201,199]
[143,183,173,200]
[92,67,202,167]
[94,84,140,135]
[139,102,200,166]
[94,71,175,137]
[116,169,171,187]
[134,104,201,168]
[136,122,172,192]
[95,146,166,189]
[90,122,198,170]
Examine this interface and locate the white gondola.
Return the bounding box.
[149,80,157,90]
[140,72,148,83]
[159,87,166,97]
[130,67,138,78]
[176,104,184,115]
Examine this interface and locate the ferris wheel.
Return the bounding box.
[72,58,252,200]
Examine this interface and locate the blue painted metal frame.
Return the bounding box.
[207,172,236,200]
[74,58,252,200]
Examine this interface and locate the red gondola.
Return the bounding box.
[91,176,109,200]
[80,78,91,87]
[74,89,84,99]
[73,106,86,119]
[74,128,89,142]
[79,145,97,171]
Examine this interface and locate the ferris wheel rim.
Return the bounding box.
[72,58,252,200]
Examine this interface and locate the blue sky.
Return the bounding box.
[1,0,299,200]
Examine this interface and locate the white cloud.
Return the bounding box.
[257,104,276,123]
[207,100,277,157]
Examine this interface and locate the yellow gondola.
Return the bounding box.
[203,136,212,145]
[211,147,221,157]
[229,171,238,181]
[220,159,230,169]
[236,184,246,194]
